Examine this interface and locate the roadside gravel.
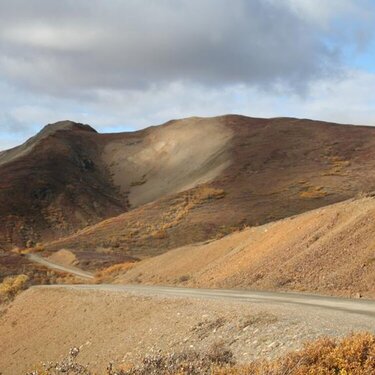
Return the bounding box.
[0,287,374,374]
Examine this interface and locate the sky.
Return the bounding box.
[0,0,375,150]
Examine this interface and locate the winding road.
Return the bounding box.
[26,253,94,280]
[36,283,375,318]
[27,254,375,318]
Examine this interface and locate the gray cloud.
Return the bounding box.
[0,0,374,150]
[0,0,353,96]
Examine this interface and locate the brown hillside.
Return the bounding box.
[42,116,375,269]
[3,115,375,271]
[0,117,231,251]
[116,196,375,298]
[0,121,126,249]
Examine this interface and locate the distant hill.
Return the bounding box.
[27,115,375,270]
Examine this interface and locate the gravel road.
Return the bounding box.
[37,283,375,318]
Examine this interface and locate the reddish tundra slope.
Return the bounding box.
[2,115,375,272]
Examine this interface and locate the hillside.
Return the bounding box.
[42,116,375,269]
[116,196,375,298]
[0,117,232,252]
[0,121,126,250]
[3,115,375,271]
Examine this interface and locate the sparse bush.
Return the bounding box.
[27,347,90,375]
[207,342,234,366]
[111,342,234,375]
[32,243,45,253]
[322,156,350,176]
[0,274,29,302]
[28,333,375,375]
[300,185,328,199]
[11,246,22,254]
[95,262,135,282]
[26,239,35,248]
[192,317,227,339]
[151,229,168,240]
[193,186,226,201]
[178,275,190,283]
[356,191,375,199]
[213,332,375,374]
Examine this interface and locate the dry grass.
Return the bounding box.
[27,332,375,374]
[240,312,278,329]
[155,186,226,232]
[131,185,226,242]
[322,156,351,176]
[151,229,168,240]
[47,184,227,263]
[95,262,136,282]
[299,185,328,199]
[15,243,45,255]
[25,266,82,285]
[0,274,29,302]
[214,332,375,374]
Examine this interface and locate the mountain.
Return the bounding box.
[30,115,375,270]
[0,121,126,250]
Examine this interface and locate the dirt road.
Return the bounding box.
[26,254,94,280]
[26,252,375,317]
[1,284,374,374]
[36,283,375,317]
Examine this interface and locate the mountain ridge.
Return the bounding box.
[3,115,375,267]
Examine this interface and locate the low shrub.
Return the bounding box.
[27,333,375,375]
[300,185,328,199]
[216,332,375,375]
[0,274,29,302]
[95,262,136,283]
[151,229,168,240]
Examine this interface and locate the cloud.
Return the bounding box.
[1,68,374,145]
[0,0,359,96]
[0,0,374,150]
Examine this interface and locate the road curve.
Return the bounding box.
[26,254,94,280]
[26,254,375,318]
[34,283,375,318]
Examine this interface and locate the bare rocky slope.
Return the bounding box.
[3,115,375,271]
[117,196,375,298]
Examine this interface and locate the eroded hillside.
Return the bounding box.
[117,196,375,298]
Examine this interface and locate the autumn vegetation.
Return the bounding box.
[0,274,29,302]
[95,262,136,283]
[27,332,375,375]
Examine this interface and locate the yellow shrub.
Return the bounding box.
[95,262,135,282]
[0,274,29,302]
[151,229,168,239]
[212,332,375,375]
[192,186,226,202]
[29,333,375,375]
[300,186,328,199]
